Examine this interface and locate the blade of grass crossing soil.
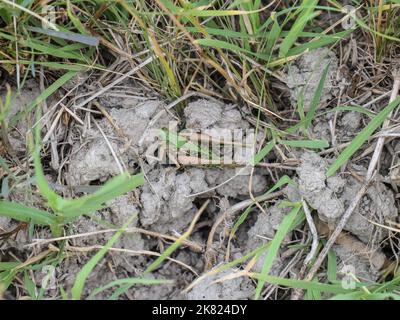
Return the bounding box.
[144,200,210,274]
[89,278,173,300]
[327,96,400,177]
[279,0,319,58]
[254,203,302,299]
[71,215,136,300]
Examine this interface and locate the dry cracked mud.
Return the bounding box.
[1,47,398,300]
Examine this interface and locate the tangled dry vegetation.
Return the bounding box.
[1,0,400,300]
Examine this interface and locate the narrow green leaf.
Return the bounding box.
[71,215,136,300]
[254,204,302,299]
[59,173,144,219]
[250,273,355,294]
[327,96,400,177]
[279,0,319,58]
[230,205,254,241]
[22,38,87,60]
[0,84,12,122]
[265,15,282,57]
[33,120,62,211]
[287,30,353,56]
[0,59,87,71]
[304,63,330,129]
[159,129,219,161]
[330,292,400,300]
[88,278,173,300]
[24,272,37,299]
[230,175,295,240]
[323,105,375,118]
[0,270,17,294]
[0,201,57,226]
[194,38,269,61]
[0,262,19,271]
[327,249,338,283]
[305,278,323,300]
[66,0,90,36]
[11,71,79,125]
[183,9,265,17]
[250,141,275,165]
[280,139,329,149]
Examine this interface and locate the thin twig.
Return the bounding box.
[291,181,372,300]
[291,200,319,300]
[2,0,59,31]
[12,0,20,89]
[204,198,230,271]
[302,200,318,266]
[73,56,155,110]
[26,226,203,252]
[366,69,400,180]
[222,190,285,262]
[187,166,251,197]
[54,244,198,275]
[92,118,125,174]
[304,178,372,281]
[40,66,60,170]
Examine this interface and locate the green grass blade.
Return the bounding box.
[11,70,79,125]
[230,175,296,241]
[287,30,353,56]
[183,9,264,17]
[59,173,144,219]
[186,26,255,39]
[279,0,319,58]
[71,215,136,300]
[22,38,88,61]
[0,201,57,226]
[0,270,17,294]
[304,63,330,129]
[250,140,275,165]
[144,200,208,274]
[0,59,87,71]
[230,205,254,241]
[159,129,220,161]
[66,0,90,36]
[330,292,400,300]
[88,278,173,300]
[144,234,187,274]
[280,139,329,149]
[327,96,400,177]
[250,273,356,294]
[32,114,63,212]
[254,204,302,299]
[265,15,282,58]
[327,249,338,283]
[0,85,12,122]
[194,38,269,61]
[305,278,323,300]
[0,262,20,271]
[322,105,375,118]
